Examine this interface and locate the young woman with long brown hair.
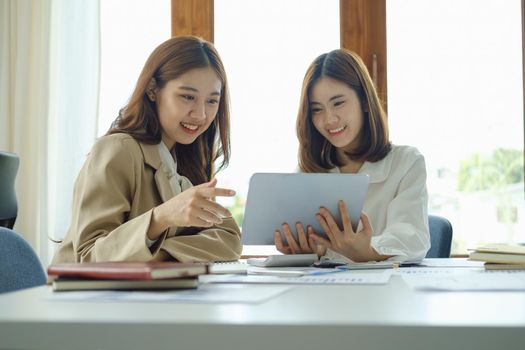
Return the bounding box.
[274,49,430,263]
[52,36,241,263]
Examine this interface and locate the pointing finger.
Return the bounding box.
[198,187,236,198]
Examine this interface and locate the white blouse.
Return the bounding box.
[326,145,431,262]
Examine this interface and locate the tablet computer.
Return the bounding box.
[241,173,369,245]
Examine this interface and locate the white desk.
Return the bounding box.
[1,262,524,350]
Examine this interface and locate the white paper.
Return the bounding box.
[338,261,396,270]
[203,270,392,285]
[394,267,483,275]
[246,266,330,277]
[248,268,306,277]
[45,284,291,303]
[401,269,525,291]
[417,258,485,268]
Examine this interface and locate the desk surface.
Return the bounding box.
[1,260,524,350]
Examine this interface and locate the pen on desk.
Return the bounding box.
[398,263,426,268]
[309,269,346,276]
[248,269,306,277]
[336,262,395,270]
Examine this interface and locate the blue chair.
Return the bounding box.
[0,151,19,229]
[0,227,47,293]
[426,215,453,258]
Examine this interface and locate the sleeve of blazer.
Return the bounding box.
[160,217,242,262]
[371,152,431,262]
[72,137,165,262]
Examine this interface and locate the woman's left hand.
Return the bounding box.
[309,201,383,262]
[274,222,327,257]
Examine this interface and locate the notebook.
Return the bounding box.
[52,277,198,291]
[47,261,208,280]
[469,243,525,264]
[208,261,248,274]
[241,173,369,245]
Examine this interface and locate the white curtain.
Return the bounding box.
[0,0,100,266]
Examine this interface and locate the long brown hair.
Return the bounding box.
[107,36,231,185]
[297,49,391,173]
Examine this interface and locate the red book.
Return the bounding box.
[47,262,208,280]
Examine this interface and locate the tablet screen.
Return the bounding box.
[241,173,369,245]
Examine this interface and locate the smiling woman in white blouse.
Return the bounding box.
[52,36,241,264]
[274,49,430,263]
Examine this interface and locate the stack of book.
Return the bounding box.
[47,262,208,291]
[469,243,525,270]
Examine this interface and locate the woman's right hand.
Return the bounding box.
[148,178,235,240]
[274,222,327,257]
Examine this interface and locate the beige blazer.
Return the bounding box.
[51,133,242,264]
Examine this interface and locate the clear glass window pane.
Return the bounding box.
[98,0,170,136]
[214,0,340,226]
[387,0,524,253]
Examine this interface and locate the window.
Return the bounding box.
[387,0,524,253]
[98,0,170,135]
[214,0,340,225]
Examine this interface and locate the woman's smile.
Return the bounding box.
[327,125,347,135]
[180,122,200,134]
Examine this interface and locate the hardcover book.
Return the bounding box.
[484,263,525,270]
[48,261,208,280]
[52,277,198,291]
[469,252,525,264]
[473,243,525,255]
[469,243,525,265]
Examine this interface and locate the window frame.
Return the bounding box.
[171,0,524,151]
[171,0,213,41]
[172,0,525,257]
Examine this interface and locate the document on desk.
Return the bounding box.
[45,284,291,304]
[246,266,321,277]
[202,269,392,285]
[401,269,525,291]
[416,258,485,268]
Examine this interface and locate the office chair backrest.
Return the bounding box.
[0,227,47,293]
[426,215,453,258]
[0,151,20,229]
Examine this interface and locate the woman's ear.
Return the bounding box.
[361,99,369,113]
[146,78,157,102]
